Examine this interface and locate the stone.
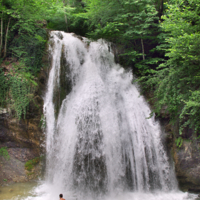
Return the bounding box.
[174,140,200,191]
[55,32,63,40]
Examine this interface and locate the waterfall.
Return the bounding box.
[26,31,196,200]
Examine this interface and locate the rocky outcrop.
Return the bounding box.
[158,117,200,192]
[0,148,42,184]
[0,114,44,185]
[173,141,200,192]
[0,54,49,186]
[143,90,200,192]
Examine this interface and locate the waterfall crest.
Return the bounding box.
[29,31,196,200]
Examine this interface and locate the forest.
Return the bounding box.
[0,0,199,144]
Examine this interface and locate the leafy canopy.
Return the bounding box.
[142,0,200,135]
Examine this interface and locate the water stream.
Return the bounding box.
[4,31,198,200]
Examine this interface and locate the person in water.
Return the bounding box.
[59,194,65,200]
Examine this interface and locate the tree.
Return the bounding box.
[83,0,160,74]
[142,0,200,136]
[0,0,68,58]
[0,0,67,118]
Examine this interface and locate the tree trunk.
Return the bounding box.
[141,38,145,60]
[3,17,11,58]
[64,13,69,32]
[0,11,3,57]
[63,0,69,32]
[159,0,164,20]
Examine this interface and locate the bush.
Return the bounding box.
[0,147,10,160]
[25,157,40,171]
[9,28,47,75]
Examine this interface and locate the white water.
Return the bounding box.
[22,31,197,200]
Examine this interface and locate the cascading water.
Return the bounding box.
[24,31,197,200]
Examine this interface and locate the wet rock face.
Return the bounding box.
[0,58,48,185]
[0,125,10,142]
[0,148,42,184]
[0,108,44,185]
[143,90,200,192]
[0,82,45,148]
[174,141,200,192]
[8,148,39,162]
[53,46,73,119]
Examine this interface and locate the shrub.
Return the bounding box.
[0,147,10,160]
[25,157,40,171]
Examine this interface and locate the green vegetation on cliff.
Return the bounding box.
[140,0,200,137]
[0,0,59,118]
[0,147,9,159]
[25,157,40,171]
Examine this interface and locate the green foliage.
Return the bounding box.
[0,0,48,118]
[0,62,37,119]
[175,137,183,148]
[9,28,47,75]
[179,91,200,135]
[25,157,40,171]
[39,114,46,129]
[46,0,90,36]
[9,75,31,119]
[46,3,74,31]
[10,66,37,119]
[0,147,10,160]
[82,0,160,74]
[0,0,54,57]
[140,0,200,136]
[0,68,9,107]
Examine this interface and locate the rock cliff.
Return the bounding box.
[0,58,48,186]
